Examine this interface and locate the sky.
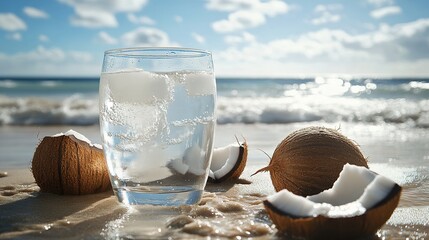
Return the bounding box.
[0,0,429,78]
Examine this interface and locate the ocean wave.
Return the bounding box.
[409,81,429,90]
[216,96,429,127]
[0,79,18,88]
[40,80,59,87]
[0,94,98,125]
[216,78,429,102]
[1,94,428,127]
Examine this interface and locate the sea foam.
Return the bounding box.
[1,94,428,127]
[216,96,429,127]
[1,77,429,127]
[0,94,98,125]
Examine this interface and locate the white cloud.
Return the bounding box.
[255,0,290,17]
[312,4,342,25]
[39,34,49,42]
[370,6,401,19]
[97,31,117,44]
[7,33,22,41]
[23,7,49,19]
[367,0,394,7]
[174,16,183,23]
[128,14,155,25]
[394,18,429,38]
[59,0,148,28]
[59,0,148,13]
[16,46,92,63]
[312,12,341,25]
[314,4,342,13]
[207,0,288,14]
[0,13,26,31]
[224,31,255,45]
[0,46,97,76]
[213,10,265,33]
[214,18,429,77]
[208,0,290,33]
[121,27,173,47]
[70,9,118,28]
[191,32,205,44]
[206,0,254,11]
[27,46,65,61]
[69,51,93,62]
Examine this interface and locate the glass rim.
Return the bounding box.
[104,47,212,59]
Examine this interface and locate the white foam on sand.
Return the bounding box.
[388,206,429,226]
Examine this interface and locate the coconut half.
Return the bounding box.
[208,140,248,183]
[263,164,401,240]
[32,129,111,195]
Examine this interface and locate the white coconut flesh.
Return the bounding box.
[209,143,241,180]
[167,145,206,176]
[266,164,397,218]
[51,129,102,149]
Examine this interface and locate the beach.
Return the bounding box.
[2,0,429,237]
[1,122,429,239]
[1,77,429,238]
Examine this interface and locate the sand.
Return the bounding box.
[1,123,428,239]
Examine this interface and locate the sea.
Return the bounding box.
[1,76,429,127]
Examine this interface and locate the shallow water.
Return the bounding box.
[0,123,428,239]
[2,77,429,126]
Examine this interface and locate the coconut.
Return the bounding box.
[167,145,208,177]
[263,164,401,240]
[32,130,111,195]
[208,139,248,183]
[254,126,368,196]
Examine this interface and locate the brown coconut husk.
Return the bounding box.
[32,134,111,195]
[254,126,368,196]
[263,183,401,240]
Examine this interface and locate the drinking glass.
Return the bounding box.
[99,48,216,205]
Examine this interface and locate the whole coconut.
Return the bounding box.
[254,126,368,196]
[32,131,111,195]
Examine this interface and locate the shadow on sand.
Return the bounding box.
[0,190,124,239]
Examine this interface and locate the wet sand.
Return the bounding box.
[1,123,428,239]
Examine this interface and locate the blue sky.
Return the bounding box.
[0,0,428,77]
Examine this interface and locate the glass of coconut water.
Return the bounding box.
[99,48,216,205]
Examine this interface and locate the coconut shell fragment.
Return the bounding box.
[225,141,248,181]
[263,183,401,240]
[208,141,248,183]
[32,132,111,195]
[254,126,368,196]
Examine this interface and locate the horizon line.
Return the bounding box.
[1,75,429,80]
